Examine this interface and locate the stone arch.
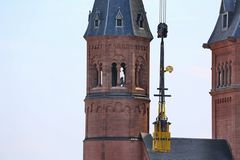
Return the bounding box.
[112,55,125,64]
[135,56,146,88]
[89,53,103,88]
[90,60,103,88]
[111,55,127,87]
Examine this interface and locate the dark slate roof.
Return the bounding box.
[84,0,153,39]
[208,0,240,44]
[141,133,233,160]
[221,0,236,12]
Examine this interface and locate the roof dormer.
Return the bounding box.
[222,12,229,30]
[94,10,101,28]
[116,9,123,27]
[137,10,145,29]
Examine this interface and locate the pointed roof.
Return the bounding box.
[116,8,123,19]
[84,0,153,40]
[208,0,240,44]
[141,133,233,160]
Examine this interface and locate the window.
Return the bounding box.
[225,63,228,86]
[137,13,144,28]
[135,63,144,87]
[135,64,140,87]
[217,65,221,88]
[229,62,232,86]
[221,66,225,87]
[218,71,221,88]
[135,57,145,89]
[116,9,123,27]
[94,19,100,28]
[92,63,103,88]
[93,64,98,87]
[120,63,126,87]
[138,64,144,87]
[99,63,103,86]
[217,61,232,88]
[222,13,228,30]
[94,10,100,28]
[116,18,123,27]
[139,20,143,28]
[112,63,117,86]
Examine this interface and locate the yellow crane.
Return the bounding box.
[152,0,172,153]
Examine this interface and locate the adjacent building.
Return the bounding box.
[204,0,240,159]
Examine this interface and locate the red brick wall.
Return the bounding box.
[85,98,149,137]
[209,39,240,160]
[84,140,148,160]
[84,36,151,160]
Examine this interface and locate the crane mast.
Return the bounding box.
[152,0,172,152]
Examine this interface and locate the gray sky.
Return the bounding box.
[0,0,220,160]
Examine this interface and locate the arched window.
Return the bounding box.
[135,57,145,89]
[139,64,144,87]
[120,63,126,87]
[112,63,117,86]
[135,63,140,87]
[99,63,103,87]
[225,62,228,86]
[91,63,103,88]
[217,65,221,88]
[221,65,225,87]
[229,61,232,86]
[93,64,98,87]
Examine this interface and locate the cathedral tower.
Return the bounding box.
[204,0,240,159]
[83,0,153,159]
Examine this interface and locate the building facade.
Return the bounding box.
[83,0,153,159]
[205,0,240,159]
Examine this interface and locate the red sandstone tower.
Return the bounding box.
[205,0,240,159]
[83,0,153,159]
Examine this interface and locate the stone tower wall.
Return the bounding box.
[209,39,240,160]
[84,36,151,160]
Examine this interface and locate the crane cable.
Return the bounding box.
[159,0,166,23]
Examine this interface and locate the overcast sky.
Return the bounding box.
[0,0,220,160]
